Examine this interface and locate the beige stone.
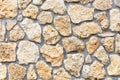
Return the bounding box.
[86,36,99,54]
[85,55,92,64]
[62,36,85,53]
[20,18,41,43]
[73,22,102,38]
[0,63,7,80]
[114,0,120,7]
[40,44,64,66]
[54,16,72,36]
[101,37,114,52]
[0,20,6,41]
[65,0,80,2]
[116,34,120,54]
[8,63,26,80]
[110,8,120,31]
[107,54,120,75]
[105,77,112,80]
[17,40,39,64]
[17,15,23,22]
[0,42,16,62]
[18,0,32,9]
[82,65,90,78]
[9,25,25,41]
[94,46,109,65]
[36,61,52,80]
[68,5,94,23]
[64,53,84,77]
[94,12,109,30]
[27,65,37,80]
[6,19,17,31]
[0,0,18,18]
[43,25,60,44]
[33,0,44,5]
[93,0,112,10]
[22,4,38,19]
[98,32,115,37]
[37,11,53,24]
[41,0,66,14]
[53,68,71,80]
[65,0,93,4]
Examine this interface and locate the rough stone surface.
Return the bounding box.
[20,18,41,43]
[40,44,64,66]
[98,32,115,37]
[33,0,44,5]
[0,63,7,80]
[94,46,109,65]
[86,36,99,54]
[62,36,85,53]
[36,61,52,80]
[116,34,120,54]
[110,8,120,31]
[68,5,94,23]
[65,0,93,4]
[42,25,60,44]
[85,55,92,64]
[27,65,37,80]
[6,19,17,31]
[101,37,114,52]
[64,53,84,77]
[0,0,18,18]
[0,42,16,62]
[17,40,39,64]
[41,0,66,14]
[9,25,25,41]
[0,20,6,41]
[94,12,109,30]
[107,54,120,76]
[54,16,72,36]
[37,11,53,24]
[114,0,120,7]
[18,0,32,9]
[93,0,112,10]
[73,22,102,38]
[8,63,26,80]
[53,68,71,80]
[22,4,38,19]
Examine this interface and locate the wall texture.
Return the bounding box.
[0,0,120,80]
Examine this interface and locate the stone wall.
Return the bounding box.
[0,0,120,80]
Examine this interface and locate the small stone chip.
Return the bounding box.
[8,63,26,80]
[94,46,109,65]
[110,8,120,31]
[36,61,52,80]
[114,0,120,7]
[65,0,93,4]
[98,32,115,37]
[93,0,112,10]
[43,25,60,44]
[94,12,109,30]
[0,42,16,62]
[65,0,80,2]
[73,22,102,38]
[101,37,114,52]
[6,19,17,31]
[85,55,92,64]
[40,44,64,66]
[116,34,120,54]
[54,16,72,36]
[22,4,39,19]
[53,68,71,80]
[0,20,6,41]
[17,40,39,64]
[68,5,94,23]
[41,0,66,14]
[0,0,18,18]
[20,18,41,43]
[62,36,85,53]
[18,0,32,9]
[107,54,120,76]
[0,63,7,80]
[64,53,84,77]
[33,0,44,5]
[37,11,53,24]
[9,25,25,41]
[86,36,99,54]
[27,65,37,80]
